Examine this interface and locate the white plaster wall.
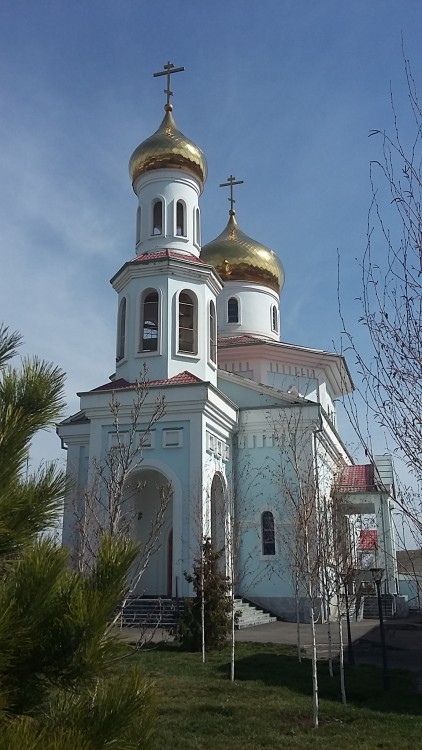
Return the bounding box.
[114,265,219,385]
[218,350,339,430]
[133,169,202,256]
[217,281,280,341]
[234,405,320,607]
[61,439,89,549]
[201,409,235,580]
[59,382,237,596]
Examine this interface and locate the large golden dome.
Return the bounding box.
[200,212,284,294]
[129,104,207,188]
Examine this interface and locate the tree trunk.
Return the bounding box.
[201,550,205,663]
[230,590,235,681]
[338,615,347,704]
[326,616,333,678]
[310,605,319,728]
[295,586,302,662]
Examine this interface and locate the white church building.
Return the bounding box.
[58,64,400,622]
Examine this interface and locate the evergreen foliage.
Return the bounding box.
[178,537,233,651]
[0,325,155,749]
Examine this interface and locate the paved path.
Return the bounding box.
[235,618,422,675]
[118,616,422,676]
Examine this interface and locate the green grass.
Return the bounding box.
[131,642,422,749]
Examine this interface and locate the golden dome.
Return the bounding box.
[200,212,285,294]
[129,105,207,188]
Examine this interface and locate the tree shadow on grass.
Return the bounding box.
[221,650,421,716]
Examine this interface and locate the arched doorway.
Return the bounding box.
[124,468,173,596]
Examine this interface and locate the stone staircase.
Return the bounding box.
[234,598,278,629]
[118,596,277,631]
[118,597,183,630]
[362,593,395,620]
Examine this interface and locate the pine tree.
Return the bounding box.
[0,325,155,749]
[178,537,233,652]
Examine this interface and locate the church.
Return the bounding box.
[58,63,399,622]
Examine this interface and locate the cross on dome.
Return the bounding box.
[219,174,244,214]
[153,60,185,110]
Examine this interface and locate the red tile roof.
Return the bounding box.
[130,249,205,264]
[359,530,378,550]
[90,371,203,393]
[218,335,268,348]
[92,378,132,392]
[335,464,376,492]
[164,371,203,385]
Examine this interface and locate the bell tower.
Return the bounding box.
[111,63,221,385]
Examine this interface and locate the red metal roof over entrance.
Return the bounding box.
[336,464,376,492]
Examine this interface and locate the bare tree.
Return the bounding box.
[227,428,285,681]
[200,442,270,680]
[179,476,233,664]
[269,401,357,725]
[270,407,325,729]
[69,369,171,635]
[339,50,422,533]
[223,468,245,682]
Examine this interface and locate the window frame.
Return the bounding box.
[176,200,186,237]
[139,288,160,354]
[271,304,278,333]
[178,289,198,355]
[136,205,142,246]
[227,296,239,324]
[152,198,164,236]
[195,207,201,246]
[209,299,217,364]
[116,297,127,362]
[261,510,276,556]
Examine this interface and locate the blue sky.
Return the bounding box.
[1,1,421,470]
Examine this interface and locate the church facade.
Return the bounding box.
[58,65,399,621]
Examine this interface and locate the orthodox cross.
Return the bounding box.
[219,175,244,212]
[153,61,185,107]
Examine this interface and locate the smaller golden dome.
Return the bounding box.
[200,212,284,294]
[129,105,207,188]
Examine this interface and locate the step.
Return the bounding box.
[362,595,395,620]
[119,596,278,630]
[236,616,277,629]
[118,597,183,629]
[234,598,278,629]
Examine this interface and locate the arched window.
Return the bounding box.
[195,208,200,245]
[209,300,216,363]
[176,200,186,236]
[271,305,278,333]
[179,290,197,354]
[136,206,142,245]
[117,297,126,362]
[152,199,163,235]
[140,290,159,352]
[228,297,239,323]
[262,511,275,556]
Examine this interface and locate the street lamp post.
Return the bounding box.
[370,567,390,690]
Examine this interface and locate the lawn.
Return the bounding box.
[132,642,422,750]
